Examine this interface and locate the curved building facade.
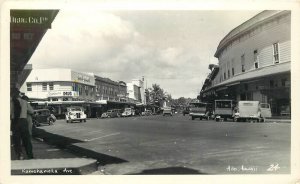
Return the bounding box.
[200,10,291,117]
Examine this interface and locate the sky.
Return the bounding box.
[29,9,261,98]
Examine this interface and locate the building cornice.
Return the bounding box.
[214,10,290,58]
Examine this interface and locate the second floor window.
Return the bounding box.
[254,50,259,69]
[49,83,54,90]
[273,43,279,64]
[241,54,245,72]
[42,83,47,91]
[27,83,32,91]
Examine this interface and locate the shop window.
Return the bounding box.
[281,78,289,87]
[254,50,259,69]
[270,80,274,88]
[49,83,54,90]
[244,84,248,91]
[42,83,47,91]
[27,83,32,91]
[273,43,279,64]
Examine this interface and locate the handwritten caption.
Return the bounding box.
[226,163,280,173]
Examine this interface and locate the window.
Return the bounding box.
[27,83,32,91]
[270,80,274,88]
[42,83,47,91]
[241,54,245,72]
[254,50,259,69]
[273,43,279,63]
[49,83,54,90]
[232,68,235,76]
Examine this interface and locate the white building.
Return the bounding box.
[126,78,146,104]
[20,68,95,102]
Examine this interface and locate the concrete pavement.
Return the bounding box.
[28,115,291,175]
[11,137,99,175]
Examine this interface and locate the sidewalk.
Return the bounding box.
[11,138,98,175]
[265,117,291,123]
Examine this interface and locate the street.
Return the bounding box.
[36,114,291,174]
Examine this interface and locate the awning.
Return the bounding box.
[204,62,290,93]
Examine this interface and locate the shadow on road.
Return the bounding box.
[131,167,207,175]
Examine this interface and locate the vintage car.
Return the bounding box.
[65,106,87,123]
[33,109,56,127]
[106,109,122,118]
[214,100,235,121]
[189,102,212,120]
[233,101,270,122]
[163,107,172,116]
[122,108,135,117]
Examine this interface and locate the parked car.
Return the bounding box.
[163,107,172,116]
[233,101,268,122]
[214,100,235,121]
[142,110,152,116]
[260,103,272,118]
[65,106,87,123]
[33,109,56,127]
[101,112,109,118]
[182,107,190,116]
[189,102,212,120]
[107,109,122,118]
[122,108,135,117]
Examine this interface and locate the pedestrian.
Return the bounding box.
[10,88,34,160]
[21,95,34,136]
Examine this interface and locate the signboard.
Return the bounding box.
[48,91,79,97]
[71,71,95,86]
[10,10,59,29]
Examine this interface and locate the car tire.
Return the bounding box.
[233,117,238,122]
[49,119,53,125]
[84,119,86,122]
[80,120,82,123]
[191,117,194,120]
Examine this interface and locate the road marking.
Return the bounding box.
[84,132,120,142]
[85,130,104,134]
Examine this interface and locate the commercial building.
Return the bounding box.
[127,78,146,104]
[200,10,291,117]
[20,68,96,117]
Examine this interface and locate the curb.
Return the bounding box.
[33,127,128,165]
[11,158,97,175]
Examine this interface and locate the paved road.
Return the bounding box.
[36,114,290,174]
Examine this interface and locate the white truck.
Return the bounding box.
[233,101,271,122]
[65,106,87,123]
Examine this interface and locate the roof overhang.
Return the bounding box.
[10,10,59,88]
[203,62,290,93]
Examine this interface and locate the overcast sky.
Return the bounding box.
[29,9,261,98]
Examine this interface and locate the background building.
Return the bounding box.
[200,10,291,117]
[21,68,95,101]
[127,78,145,104]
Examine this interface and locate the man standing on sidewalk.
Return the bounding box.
[11,88,34,160]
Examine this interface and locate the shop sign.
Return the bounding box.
[48,91,79,97]
[10,10,58,29]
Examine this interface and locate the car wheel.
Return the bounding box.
[66,120,69,123]
[80,120,82,123]
[191,117,194,120]
[215,118,219,122]
[49,119,53,125]
[199,117,202,120]
[84,119,86,122]
[233,117,238,122]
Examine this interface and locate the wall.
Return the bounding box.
[214,13,290,86]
